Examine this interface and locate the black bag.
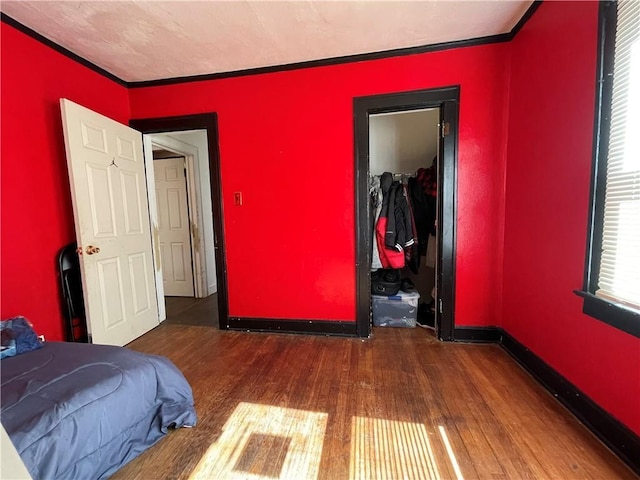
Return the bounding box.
[371,269,401,296]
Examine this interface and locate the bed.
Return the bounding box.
[1,340,197,480]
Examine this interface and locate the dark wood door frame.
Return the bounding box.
[354,86,460,340]
[130,113,228,330]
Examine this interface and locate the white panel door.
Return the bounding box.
[60,99,159,346]
[154,158,195,296]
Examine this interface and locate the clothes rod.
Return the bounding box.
[370,172,415,177]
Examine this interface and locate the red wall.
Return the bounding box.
[129,44,511,325]
[503,1,640,435]
[0,23,131,341]
[2,1,638,439]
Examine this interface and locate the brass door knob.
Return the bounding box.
[86,245,100,255]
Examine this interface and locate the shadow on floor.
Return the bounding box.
[164,294,218,327]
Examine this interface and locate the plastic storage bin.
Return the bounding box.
[372,290,420,327]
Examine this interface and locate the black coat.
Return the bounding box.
[408,176,436,256]
[383,175,414,252]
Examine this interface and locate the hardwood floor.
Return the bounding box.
[164,294,219,327]
[113,325,636,480]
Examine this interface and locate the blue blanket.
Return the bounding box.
[1,342,197,479]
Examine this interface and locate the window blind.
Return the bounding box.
[597,0,640,309]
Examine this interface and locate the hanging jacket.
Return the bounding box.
[408,174,436,256]
[369,176,383,270]
[405,183,421,274]
[375,173,405,269]
[385,179,415,253]
[417,164,438,237]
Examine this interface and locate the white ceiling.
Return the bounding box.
[1,1,533,83]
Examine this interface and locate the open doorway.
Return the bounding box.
[369,108,440,331]
[354,87,459,340]
[146,130,220,327]
[131,114,228,330]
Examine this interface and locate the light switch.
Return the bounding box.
[234,192,243,206]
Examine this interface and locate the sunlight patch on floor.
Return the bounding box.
[438,425,463,480]
[189,402,328,480]
[349,416,442,480]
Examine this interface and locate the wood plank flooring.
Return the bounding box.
[112,324,636,480]
[164,295,219,327]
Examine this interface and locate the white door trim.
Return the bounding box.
[142,135,166,321]
[145,134,208,298]
[185,152,206,297]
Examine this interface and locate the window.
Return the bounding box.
[580,0,640,338]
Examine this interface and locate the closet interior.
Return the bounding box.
[368,107,440,331]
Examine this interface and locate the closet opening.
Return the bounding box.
[354,87,459,340]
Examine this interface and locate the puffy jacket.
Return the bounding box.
[385,181,414,252]
[375,172,415,269]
